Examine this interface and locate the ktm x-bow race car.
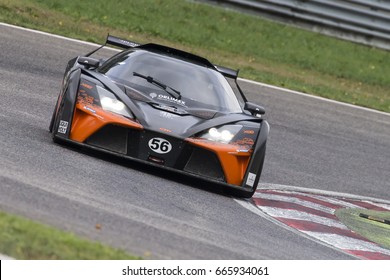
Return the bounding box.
[49,35,269,197]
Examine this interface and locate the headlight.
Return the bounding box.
[96,85,133,119]
[200,125,242,144]
[101,96,125,111]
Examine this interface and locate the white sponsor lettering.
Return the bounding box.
[58,120,68,134]
[157,94,186,106]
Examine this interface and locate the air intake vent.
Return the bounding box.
[184,148,225,182]
[86,125,127,154]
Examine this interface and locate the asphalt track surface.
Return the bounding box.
[1,23,389,259]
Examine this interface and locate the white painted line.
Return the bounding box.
[254,192,336,214]
[0,22,118,52]
[256,206,348,229]
[240,77,390,117]
[235,198,352,257]
[296,193,366,209]
[268,190,365,209]
[304,232,390,255]
[360,201,390,211]
[1,22,389,118]
[258,184,390,205]
[0,253,14,260]
[237,185,390,259]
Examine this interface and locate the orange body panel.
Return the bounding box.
[186,138,252,185]
[70,103,143,143]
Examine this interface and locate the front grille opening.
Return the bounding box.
[86,125,127,154]
[184,148,225,182]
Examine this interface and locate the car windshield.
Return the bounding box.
[98,50,242,113]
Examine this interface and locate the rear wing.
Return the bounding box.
[214,65,239,79]
[84,35,140,57]
[214,65,245,102]
[86,35,239,79]
[106,35,140,48]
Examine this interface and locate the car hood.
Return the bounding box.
[133,101,216,137]
[131,100,262,138]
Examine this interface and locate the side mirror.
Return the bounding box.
[244,102,265,116]
[78,57,100,69]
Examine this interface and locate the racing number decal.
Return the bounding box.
[148,138,172,154]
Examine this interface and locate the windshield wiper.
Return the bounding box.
[133,72,181,100]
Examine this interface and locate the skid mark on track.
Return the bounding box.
[236,186,390,260]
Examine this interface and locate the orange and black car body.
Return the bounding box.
[49,35,269,198]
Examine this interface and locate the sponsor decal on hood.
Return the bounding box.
[150,93,186,106]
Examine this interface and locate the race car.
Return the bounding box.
[49,35,269,198]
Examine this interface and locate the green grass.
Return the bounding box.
[336,208,390,250]
[0,211,140,259]
[0,0,389,112]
